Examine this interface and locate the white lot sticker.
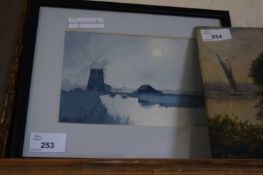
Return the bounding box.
[29,133,66,152]
[201,29,232,41]
[68,17,104,29]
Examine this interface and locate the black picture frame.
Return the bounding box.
[7,0,231,157]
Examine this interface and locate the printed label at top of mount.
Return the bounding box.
[68,17,104,29]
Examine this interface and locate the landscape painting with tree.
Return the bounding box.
[197,28,263,158]
[59,31,205,127]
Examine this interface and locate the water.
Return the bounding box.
[206,93,262,124]
[100,94,207,127]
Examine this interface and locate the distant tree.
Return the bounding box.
[249,52,263,118]
[249,52,263,88]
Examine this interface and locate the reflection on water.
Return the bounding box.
[101,94,207,127]
[137,93,204,108]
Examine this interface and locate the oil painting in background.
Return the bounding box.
[59,31,206,127]
[196,28,263,158]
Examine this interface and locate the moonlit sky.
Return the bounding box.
[62,31,202,92]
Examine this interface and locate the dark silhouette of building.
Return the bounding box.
[87,68,105,92]
[137,85,162,94]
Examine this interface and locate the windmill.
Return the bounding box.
[86,45,109,92]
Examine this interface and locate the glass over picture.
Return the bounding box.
[59,31,205,127]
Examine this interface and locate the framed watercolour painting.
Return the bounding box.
[7,0,231,158]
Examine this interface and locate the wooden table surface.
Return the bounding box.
[0,159,263,175]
